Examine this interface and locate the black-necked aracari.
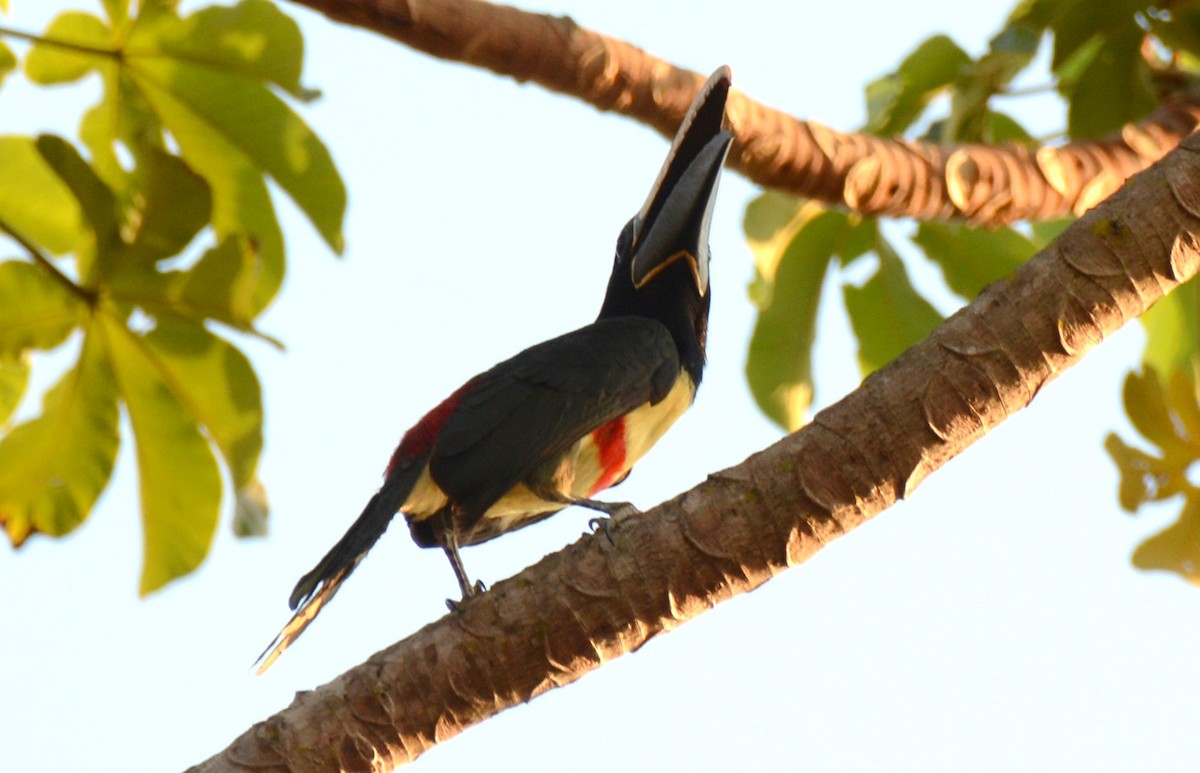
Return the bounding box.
[256,67,734,673]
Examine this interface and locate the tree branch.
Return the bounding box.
[288,0,1200,225]
[189,114,1200,770]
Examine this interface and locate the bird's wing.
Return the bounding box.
[429,316,681,521]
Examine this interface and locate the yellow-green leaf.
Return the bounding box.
[126,148,211,261]
[1141,281,1200,377]
[126,56,344,253]
[0,40,16,84]
[844,239,943,375]
[24,11,113,85]
[0,260,85,357]
[0,353,29,425]
[34,134,120,282]
[99,316,221,595]
[101,0,130,29]
[128,0,317,100]
[0,332,120,544]
[108,236,275,341]
[745,206,850,430]
[79,64,154,194]
[865,35,970,136]
[139,314,263,489]
[123,67,286,313]
[0,136,87,255]
[1132,492,1200,585]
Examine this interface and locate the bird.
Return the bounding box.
[255,67,734,674]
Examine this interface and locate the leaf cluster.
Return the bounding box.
[0,0,345,593]
[742,0,1200,581]
[1107,368,1200,584]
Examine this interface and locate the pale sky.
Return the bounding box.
[3,1,1198,771]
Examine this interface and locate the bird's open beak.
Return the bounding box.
[630,67,734,297]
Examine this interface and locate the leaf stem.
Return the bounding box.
[0,217,96,305]
[0,25,119,59]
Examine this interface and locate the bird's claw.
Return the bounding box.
[445,580,488,612]
[588,516,616,545]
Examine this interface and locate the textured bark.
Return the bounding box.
[190,121,1200,771]
[288,0,1200,225]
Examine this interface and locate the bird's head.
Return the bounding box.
[597,66,729,324]
[599,67,734,373]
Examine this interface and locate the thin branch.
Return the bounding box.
[189,124,1200,772]
[287,0,1200,225]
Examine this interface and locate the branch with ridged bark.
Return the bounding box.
[189,115,1200,771]
[289,0,1200,225]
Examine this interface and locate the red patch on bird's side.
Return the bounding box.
[385,379,475,478]
[588,416,627,496]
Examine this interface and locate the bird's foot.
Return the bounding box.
[588,516,615,545]
[586,501,641,544]
[445,580,487,612]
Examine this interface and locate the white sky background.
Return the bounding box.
[2,1,1199,771]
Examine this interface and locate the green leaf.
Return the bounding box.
[0,40,16,85]
[0,261,85,357]
[79,64,156,194]
[128,74,286,312]
[865,35,971,136]
[1029,218,1074,247]
[126,57,344,253]
[982,110,1035,145]
[24,11,112,85]
[0,331,120,545]
[0,353,29,426]
[99,316,222,595]
[128,0,318,100]
[34,134,121,282]
[138,314,263,490]
[108,236,276,341]
[912,222,1036,299]
[1132,492,1200,585]
[743,192,807,308]
[1141,281,1200,377]
[844,238,943,375]
[1046,0,1144,71]
[745,207,851,429]
[125,148,212,261]
[0,136,87,255]
[1066,24,1157,140]
[945,24,1040,143]
[1147,10,1200,61]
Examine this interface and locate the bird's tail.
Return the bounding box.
[254,468,416,674]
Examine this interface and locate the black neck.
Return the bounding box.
[597,246,709,387]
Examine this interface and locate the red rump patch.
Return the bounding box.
[588,416,627,496]
[385,379,475,478]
